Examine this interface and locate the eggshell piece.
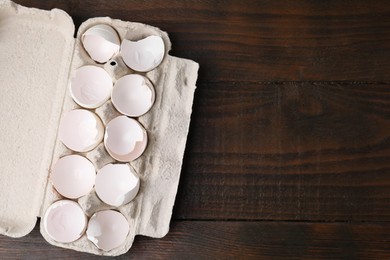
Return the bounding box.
[59,109,104,152]
[51,155,96,199]
[70,65,112,109]
[43,200,87,243]
[104,116,148,162]
[82,24,120,63]
[111,74,155,117]
[121,35,165,72]
[95,163,140,207]
[86,210,130,251]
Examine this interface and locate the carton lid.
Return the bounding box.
[0,0,75,237]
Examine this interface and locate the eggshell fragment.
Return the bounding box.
[43,200,87,243]
[82,24,120,63]
[104,116,148,162]
[111,74,155,117]
[121,35,165,72]
[59,109,104,152]
[51,155,96,199]
[95,163,140,207]
[86,210,130,251]
[70,65,112,109]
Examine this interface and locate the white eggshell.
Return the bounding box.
[51,155,96,199]
[82,24,120,63]
[86,210,130,251]
[104,116,147,162]
[59,109,104,152]
[121,35,165,72]
[70,65,112,109]
[111,74,155,117]
[95,163,140,207]
[43,200,87,243]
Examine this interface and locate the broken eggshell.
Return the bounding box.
[51,155,96,199]
[43,200,87,243]
[111,74,155,117]
[104,116,148,162]
[82,24,120,63]
[121,35,165,72]
[86,210,130,251]
[59,109,104,152]
[70,65,112,109]
[95,163,140,207]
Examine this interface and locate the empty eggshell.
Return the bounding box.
[86,210,130,251]
[111,74,155,117]
[95,163,140,207]
[51,155,96,199]
[82,24,120,63]
[104,116,148,162]
[43,200,87,243]
[121,35,165,72]
[70,65,112,109]
[59,109,104,152]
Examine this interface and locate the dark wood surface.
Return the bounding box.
[1,0,390,259]
[1,221,389,259]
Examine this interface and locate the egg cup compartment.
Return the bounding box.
[0,1,198,256]
[40,18,196,256]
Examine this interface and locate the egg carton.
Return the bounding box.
[0,0,198,256]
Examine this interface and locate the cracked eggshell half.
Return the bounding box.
[82,24,120,63]
[111,74,155,117]
[86,210,130,251]
[43,200,87,243]
[104,116,148,162]
[95,163,140,207]
[121,35,165,72]
[59,109,104,152]
[51,155,96,199]
[70,65,113,109]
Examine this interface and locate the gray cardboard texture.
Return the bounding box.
[0,0,199,256]
[0,0,75,238]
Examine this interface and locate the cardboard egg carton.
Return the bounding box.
[0,0,198,256]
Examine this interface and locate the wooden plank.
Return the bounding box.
[173,82,390,221]
[15,0,390,81]
[0,221,389,259]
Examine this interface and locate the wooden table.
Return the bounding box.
[1,1,389,259]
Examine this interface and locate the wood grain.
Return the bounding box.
[0,221,389,259]
[15,0,390,81]
[174,82,390,220]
